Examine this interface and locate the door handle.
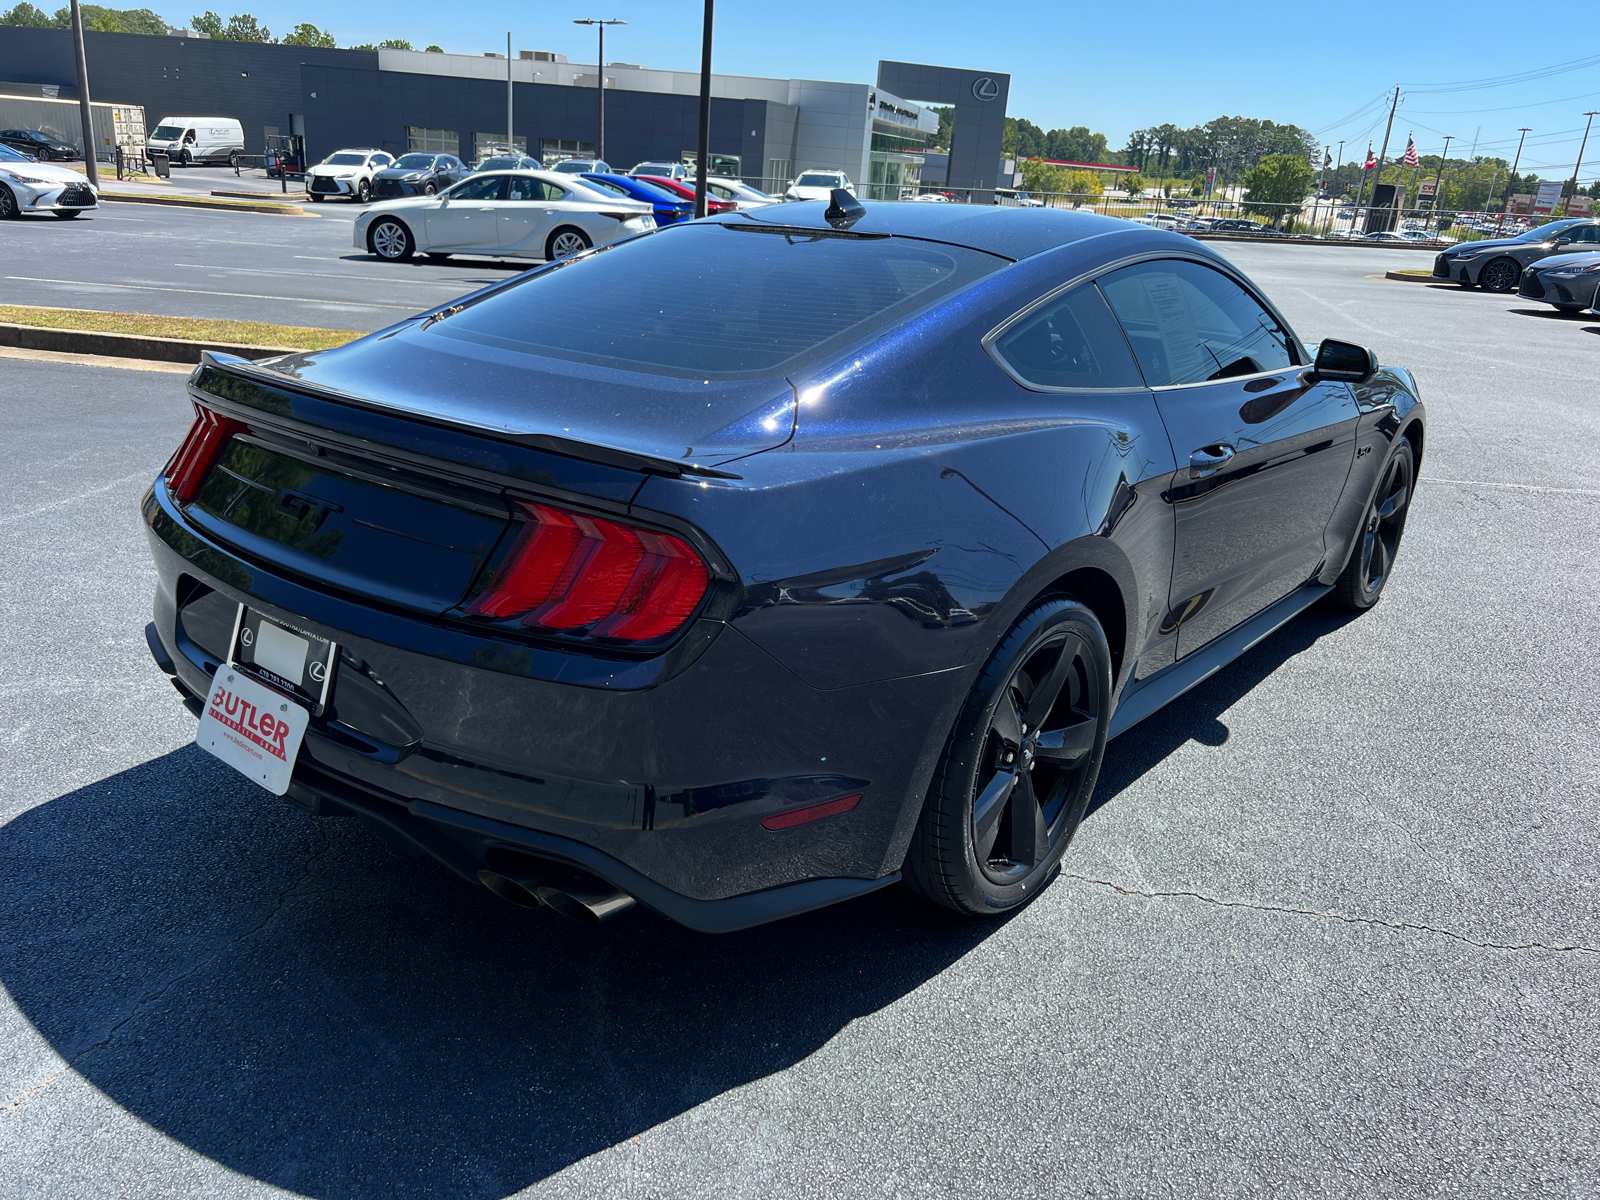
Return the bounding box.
[1188,444,1235,477]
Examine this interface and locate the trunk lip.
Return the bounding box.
[196,352,745,481]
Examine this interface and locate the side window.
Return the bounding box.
[449,174,508,202]
[990,284,1144,390]
[506,180,563,202]
[1097,259,1295,387]
[1565,225,1600,244]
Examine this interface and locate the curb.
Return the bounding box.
[1384,270,1441,283]
[210,188,312,202]
[99,193,311,216]
[0,323,304,364]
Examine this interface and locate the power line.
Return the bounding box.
[1408,52,1600,95]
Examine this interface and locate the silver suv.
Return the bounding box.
[1431,218,1600,292]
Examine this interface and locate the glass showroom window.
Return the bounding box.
[767,159,792,190]
[540,138,594,166]
[475,133,528,162]
[407,127,459,155]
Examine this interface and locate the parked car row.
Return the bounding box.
[1431,217,1600,306]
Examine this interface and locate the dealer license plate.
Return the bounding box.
[197,667,308,796]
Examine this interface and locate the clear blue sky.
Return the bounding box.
[186,0,1600,182]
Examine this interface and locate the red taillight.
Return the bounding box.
[466,501,711,643]
[165,405,246,506]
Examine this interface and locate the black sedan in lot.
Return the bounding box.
[1518,250,1600,312]
[371,152,471,199]
[1432,217,1600,291]
[0,128,79,161]
[144,198,1424,932]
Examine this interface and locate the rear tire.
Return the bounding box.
[546,226,592,260]
[368,217,415,261]
[1479,257,1520,293]
[903,597,1111,917]
[1330,438,1415,611]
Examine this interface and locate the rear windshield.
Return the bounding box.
[435,222,1005,379]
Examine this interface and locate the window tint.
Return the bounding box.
[505,178,563,202]
[448,174,508,202]
[437,223,1004,378]
[1562,224,1600,243]
[1097,259,1295,386]
[582,178,630,198]
[992,285,1143,389]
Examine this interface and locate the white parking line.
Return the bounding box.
[5,276,421,310]
[1425,477,1600,497]
[173,262,473,287]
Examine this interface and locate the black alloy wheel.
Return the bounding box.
[356,179,371,204]
[1479,257,1521,293]
[1331,437,1415,610]
[546,226,593,260]
[904,597,1111,916]
[0,184,17,219]
[368,217,414,261]
[423,181,437,196]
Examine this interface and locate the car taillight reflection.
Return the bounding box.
[466,501,711,643]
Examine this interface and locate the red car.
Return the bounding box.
[636,175,737,215]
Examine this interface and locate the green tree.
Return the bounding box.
[1018,158,1071,196]
[1061,169,1104,205]
[0,1,52,23]
[1243,152,1313,224]
[1124,172,1144,197]
[1003,117,1046,160]
[378,37,411,48]
[282,21,334,46]
[424,43,442,52]
[189,9,222,34]
[1046,126,1109,164]
[37,3,164,31]
[929,105,953,153]
[191,10,271,39]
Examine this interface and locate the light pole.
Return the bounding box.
[572,18,625,164]
[693,0,713,218]
[69,0,98,187]
[1563,112,1597,216]
[1496,127,1530,230]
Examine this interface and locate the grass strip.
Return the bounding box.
[99,191,304,212]
[0,304,364,351]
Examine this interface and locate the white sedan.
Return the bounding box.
[353,170,656,263]
[705,176,778,210]
[784,171,855,202]
[0,143,97,219]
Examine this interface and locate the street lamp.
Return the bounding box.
[1494,127,1530,229]
[572,18,625,164]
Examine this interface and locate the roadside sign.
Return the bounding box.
[1533,180,1564,215]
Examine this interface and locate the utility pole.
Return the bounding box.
[1497,127,1530,230]
[1429,135,1453,214]
[573,18,625,164]
[68,0,98,187]
[693,0,713,218]
[507,33,514,159]
[1563,112,1597,216]
[1355,141,1374,210]
[1370,86,1400,229]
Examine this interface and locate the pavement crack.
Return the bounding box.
[1061,873,1600,956]
[1,822,330,1114]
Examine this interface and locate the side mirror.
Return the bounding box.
[1312,339,1378,384]
[1554,237,1572,246]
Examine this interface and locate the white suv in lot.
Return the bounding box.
[784,171,855,202]
[307,149,394,203]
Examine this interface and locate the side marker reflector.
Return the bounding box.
[760,793,861,831]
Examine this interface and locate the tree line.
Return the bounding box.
[0,4,436,49]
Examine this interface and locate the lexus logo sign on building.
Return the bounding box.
[971,76,1000,101]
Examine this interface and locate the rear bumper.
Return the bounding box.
[143,482,966,925]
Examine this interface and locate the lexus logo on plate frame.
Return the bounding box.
[971,76,1000,102]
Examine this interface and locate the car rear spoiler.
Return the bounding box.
[193,352,744,480]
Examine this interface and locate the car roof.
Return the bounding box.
[710,200,1147,262]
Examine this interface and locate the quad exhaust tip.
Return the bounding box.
[478,867,636,924]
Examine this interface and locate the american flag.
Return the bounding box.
[1364,148,1376,170]
[1403,135,1419,167]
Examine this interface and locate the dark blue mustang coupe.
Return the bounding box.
[143,197,1423,931]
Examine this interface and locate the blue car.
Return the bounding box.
[580,172,694,225]
[142,196,1425,932]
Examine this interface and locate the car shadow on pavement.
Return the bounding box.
[0,747,1003,1199]
[1507,307,1594,320]
[1087,606,1363,818]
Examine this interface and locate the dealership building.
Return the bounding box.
[0,28,1009,197]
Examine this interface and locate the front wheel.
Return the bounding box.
[903,597,1111,916]
[1330,437,1415,611]
[1479,257,1520,293]
[546,226,592,260]
[0,184,17,220]
[355,179,371,204]
[177,149,191,167]
[368,217,414,261]
[423,182,437,196]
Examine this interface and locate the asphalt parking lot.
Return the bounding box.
[0,242,1596,1199]
[0,197,526,331]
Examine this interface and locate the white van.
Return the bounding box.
[146,117,245,167]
